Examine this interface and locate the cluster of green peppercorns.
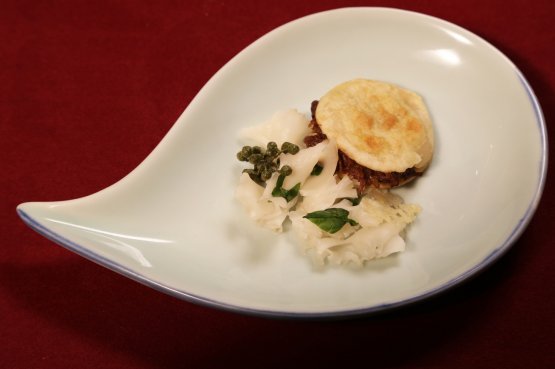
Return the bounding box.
[237,141,299,185]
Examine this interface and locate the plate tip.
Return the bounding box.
[16,202,29,214]
[16,201,50,221]
[16,202,36,222]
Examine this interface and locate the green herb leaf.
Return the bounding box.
[310,163,323,176]
[303,208,358,234]
[284,183,300,202]
[272,174,300,202]
[340,196,362,206]
[347,218,359,226]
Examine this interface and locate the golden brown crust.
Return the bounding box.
[316,79,434,174]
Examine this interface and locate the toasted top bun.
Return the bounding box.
[316,79,434,173]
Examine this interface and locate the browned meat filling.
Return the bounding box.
[304,100,421,192]
[303,100,328,147]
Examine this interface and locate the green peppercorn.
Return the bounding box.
[267,141,278,151]
[241,145,252,157]
[248,153,263,164]
[237,146,253,161]
[279,165,293,176]
[260,170,273,181]
[281,142,299,154]
[237,140,298,187]
[257,162,269,172]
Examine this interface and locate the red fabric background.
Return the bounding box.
[2,1,554,368]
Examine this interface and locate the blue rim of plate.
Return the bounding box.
[17,8,548,319]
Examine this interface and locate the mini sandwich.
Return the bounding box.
[305,79,434,191]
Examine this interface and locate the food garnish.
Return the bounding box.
[234,79,433,266]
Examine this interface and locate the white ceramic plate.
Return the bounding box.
[18,8,547,318]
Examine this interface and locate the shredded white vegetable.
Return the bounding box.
[240,109,311,148]
[235,109,421,266]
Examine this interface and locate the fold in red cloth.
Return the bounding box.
[2,1,554,368]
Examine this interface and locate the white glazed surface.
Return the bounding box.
[18,8,547,317]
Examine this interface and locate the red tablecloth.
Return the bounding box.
[2,1,554,368]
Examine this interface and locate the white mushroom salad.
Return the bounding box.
[234,109,421,267]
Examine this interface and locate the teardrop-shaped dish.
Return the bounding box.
[17,8,547,318]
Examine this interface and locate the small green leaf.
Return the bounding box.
[303,208,358,234]
[284,183,300,202]
[347,218,359,226]
[310,163,323,176]
[340,196,362,206]
[272,174,300,202]
[274,172,285,189]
